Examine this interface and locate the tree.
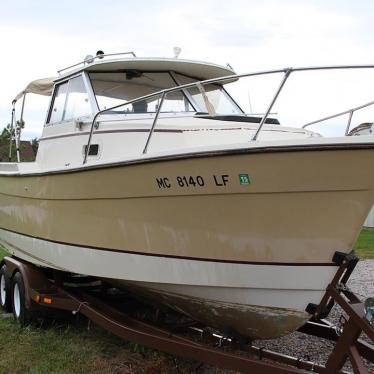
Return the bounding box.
[0,125,12,161]
[31,138,39,155]
[0,124,14,143]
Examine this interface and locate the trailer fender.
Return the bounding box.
[3,256,51,310]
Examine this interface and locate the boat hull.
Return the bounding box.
[1,145,374,338]
[0,228,333,339]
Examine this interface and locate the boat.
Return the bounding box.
[1,51,374,340]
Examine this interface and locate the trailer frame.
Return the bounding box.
[1,252,373,374]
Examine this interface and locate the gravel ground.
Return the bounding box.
[249,260,374,374]
[172,260,374,374]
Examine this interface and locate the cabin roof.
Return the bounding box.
[58,57,236,81]
[14,57,236,103]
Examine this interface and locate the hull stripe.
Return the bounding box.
[0,227,337,266]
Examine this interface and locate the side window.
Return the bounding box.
[48,82,68,123]
[64,76,91,120]
[48,76,91,124]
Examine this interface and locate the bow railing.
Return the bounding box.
[83,64,374,164]
[302,99,374,135]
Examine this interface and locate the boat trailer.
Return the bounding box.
[1,252,373,374]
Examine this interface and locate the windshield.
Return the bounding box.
[173,73,243,115]
[90,72,194,113]
[90,71,243,115]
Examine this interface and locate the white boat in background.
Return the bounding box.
[1,52,374,340]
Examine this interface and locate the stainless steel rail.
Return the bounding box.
[83,64,374,164]
[142,92,167,154]
[302,99,374,135]
[58,51,137,75]
[8,102,16,162]
[252,69,291,141]
[83,68,287,163]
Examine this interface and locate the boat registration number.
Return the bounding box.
[155,173,250,189]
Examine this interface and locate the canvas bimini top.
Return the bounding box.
[14,77,56,102]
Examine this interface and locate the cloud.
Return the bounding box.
[1,0,374,139]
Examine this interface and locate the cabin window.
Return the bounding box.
[48,76,91,124]
[49,82,68,123]
[89,72,195,113]
[63,76,91,120]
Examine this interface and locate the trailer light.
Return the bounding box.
[365,298,374,326]
[365,297,374,327]
[43,297,52,305]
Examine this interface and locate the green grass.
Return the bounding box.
[354,228,374,259]
[0,317,174,373]
[0,247,8,260]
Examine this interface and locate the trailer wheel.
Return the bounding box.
[0,265,12,312]
[11,272,33,326]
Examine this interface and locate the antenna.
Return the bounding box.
[226,63,234,70]
[173,47,182,58]
[247,90,253,114]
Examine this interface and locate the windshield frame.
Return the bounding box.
[89,70,198,114]
[45,72,97,126]
[171,72,244,115]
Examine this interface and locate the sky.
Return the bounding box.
[2,0,374,139]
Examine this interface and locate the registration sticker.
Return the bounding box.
[239,174,250,185]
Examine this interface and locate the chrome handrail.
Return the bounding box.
[252,69,291,141]
[302,100,374,135]
[8,102,16,162]
[83,64,374,164]
[83,68,288,163]
[142,92,167,154]
[58,51,137,75]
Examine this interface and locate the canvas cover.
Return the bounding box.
[14,77,56,102]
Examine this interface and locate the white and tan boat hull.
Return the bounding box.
[0,228,335,339]
[1,144,374,338]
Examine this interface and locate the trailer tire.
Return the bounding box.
[11,272,33,326]
[0,264,12,312]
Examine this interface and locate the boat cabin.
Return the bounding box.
[6,53,314,170]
